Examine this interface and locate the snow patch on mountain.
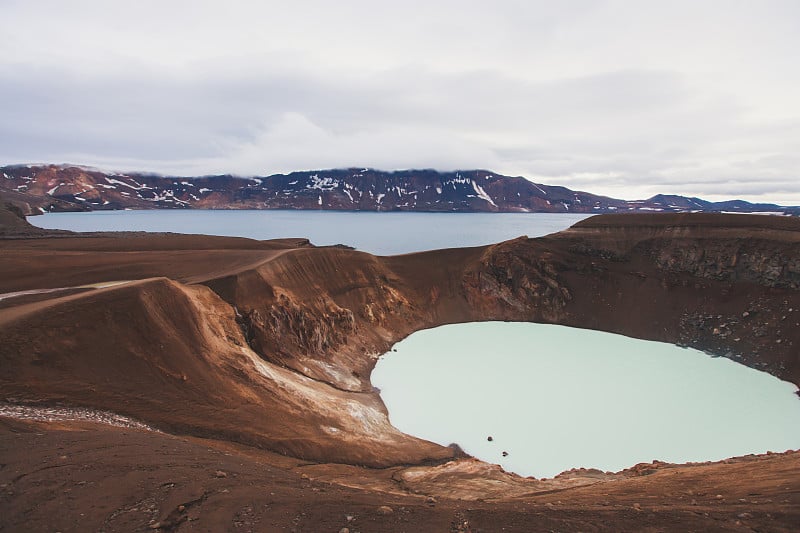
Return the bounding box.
[531,183,548,196]
[472,180,496,207]
[307,175,339,191]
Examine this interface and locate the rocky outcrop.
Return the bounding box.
[562,214,800,289]
[462,237,572,322]
[204,247,425,391]
[652,240,800,288]
[247,294,356,359]
[553,213,800,383]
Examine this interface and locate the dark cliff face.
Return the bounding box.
[462,238,573,322]
[545,214,800,384]
[445,220,798,387]
[1,164,792,214]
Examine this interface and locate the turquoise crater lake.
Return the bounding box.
[371,322,800,479]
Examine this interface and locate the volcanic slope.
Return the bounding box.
[1,210,799,532]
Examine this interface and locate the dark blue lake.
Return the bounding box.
[29,210,589,255]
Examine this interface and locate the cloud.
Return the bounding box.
[1,1,799,204]
[207,112,498,175]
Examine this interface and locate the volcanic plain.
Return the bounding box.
[1,205,798,532]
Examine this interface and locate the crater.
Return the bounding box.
[373,322,800,478]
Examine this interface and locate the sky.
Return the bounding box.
[2,1,799,204]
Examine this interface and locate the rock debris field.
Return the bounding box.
[0,403,157,431]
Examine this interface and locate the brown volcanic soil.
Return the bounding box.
[1,208,799,531]
[2,417,798,533]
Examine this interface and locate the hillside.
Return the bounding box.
[1,164,792,214]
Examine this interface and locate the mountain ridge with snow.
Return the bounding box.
[1,164,795,215]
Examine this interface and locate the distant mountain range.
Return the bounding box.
[1,164,796,216]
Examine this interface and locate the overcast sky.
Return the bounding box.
[2,1,799,203]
